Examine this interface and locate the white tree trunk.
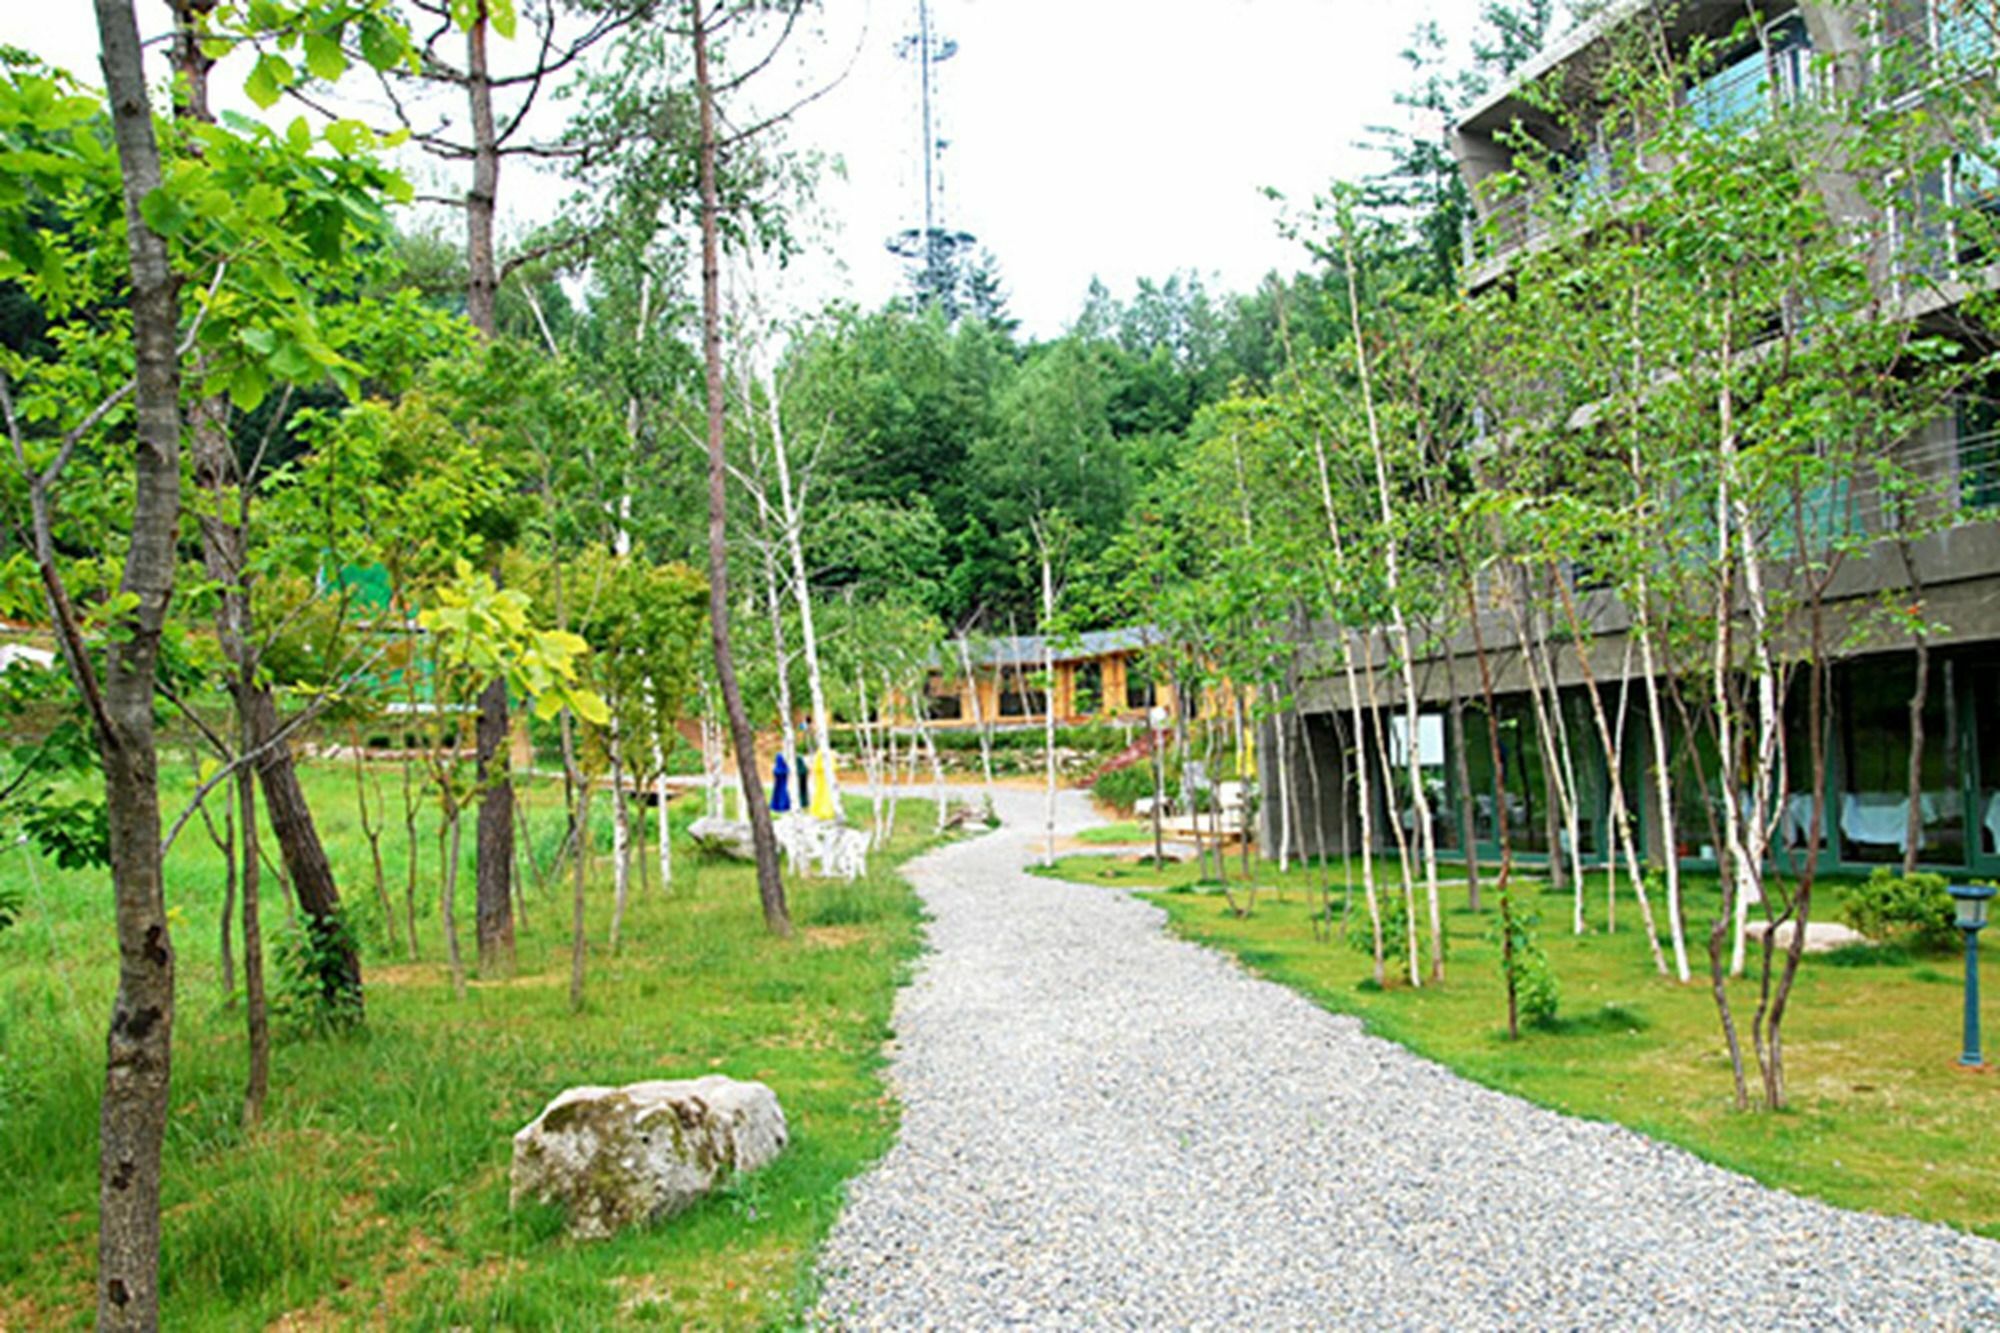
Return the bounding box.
[608,719,632,952]
[1343,230,1443,982]
[1634,581,1689,979]
[883,670,901,843]
[764,371,840,823]
[957,633,996,815]
[651,728,672,895]
[1041,547,1058,869]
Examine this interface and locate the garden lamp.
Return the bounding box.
[1948,884,1996,1067]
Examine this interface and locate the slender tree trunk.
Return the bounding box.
[1446,663,1482,911]
[217,799,237,996]
[957,634,997,814]
[1635,580,1690,980]
[174,0,361,1012]
[1342,225,1442,981]
[461,3,517,975]
[1363,662,1420,985]
[651,707,673,893]
[77,7,182,1321]
[1465,576,1521,1038]
[1040,541,1058,868]
[349,724,397,954]
[236,736,267,1129]
[1710,326,1751,1106]
[608,720,633,952]
[695,0,788,933]
[566,709,591,1012]
[440,806,467,1001]
[765,370,840,823]
[1902,550,1930,875]
[401,609,424,960]
[1554,578,1667,973]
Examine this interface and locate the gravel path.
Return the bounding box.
[812,786,2000,1329]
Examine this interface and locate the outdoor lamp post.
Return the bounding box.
[1948,883,1996,1067]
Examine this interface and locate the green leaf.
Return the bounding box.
[244,54,292,110]
[487,0,517,39]
[323,118,372,156]
[568,688,610,727]
[286,116,313,155]
[137,186,191,239]
[228,361,270,412]
[358,14,405,72]
[304,30,347,82]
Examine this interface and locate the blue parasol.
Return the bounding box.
[770,751,793,812]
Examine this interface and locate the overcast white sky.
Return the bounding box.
[3,0,1487,338]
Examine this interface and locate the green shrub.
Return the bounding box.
[1838,869,1958,951]
[1492,908,1558,1028]
[1092,765,1155,812]
[272,910,365,1037]
[1345,892,1417,979]
[1514,947,1560,1028]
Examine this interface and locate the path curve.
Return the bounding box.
[813,786,2000,1329]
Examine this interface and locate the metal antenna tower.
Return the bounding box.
[887,0,974,313]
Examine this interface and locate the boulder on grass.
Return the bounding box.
[510,1076,787,1240]
[687,816,755,860]
[1743,919,1869,954]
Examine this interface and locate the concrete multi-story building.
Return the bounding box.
[1261,0,2000,879]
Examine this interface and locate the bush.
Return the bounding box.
[273,911,365,1037]
[1493,909,1558,1029]
[1838,869,1958,951]
[0,880,19,935]
[1344,892,1416,979]
[1092,765,1155,812]
[1514,948,1560,1028]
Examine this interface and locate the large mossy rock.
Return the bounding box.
[509,1076,788,1239]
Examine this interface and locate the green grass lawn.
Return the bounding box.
[1072,820,1153,846]
[1042,850,2000,1238]
[0,762,943,1330]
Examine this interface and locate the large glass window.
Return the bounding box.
[999,685,1046,719]
[1390,713,1456,852]
[1073,661,1102,716]
[1957,383,2000,510]
[1689,13,1811,129]
[1837,656,1965,865]
[1973,657,2000,859]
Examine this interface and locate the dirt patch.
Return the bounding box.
[364,963,441,988]
[804,925,867,950]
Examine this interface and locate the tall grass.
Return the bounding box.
[0,761,943,1328]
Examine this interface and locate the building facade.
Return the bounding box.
[1261,0,2000,879]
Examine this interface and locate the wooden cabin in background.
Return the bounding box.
[907,628,1209,729]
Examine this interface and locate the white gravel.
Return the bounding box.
[812,786,2000,1330]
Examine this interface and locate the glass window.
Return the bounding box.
[1073,661,1102,715]
[1688,15,1812,129]
[1689,46,1771,129]
[1935,0,1996,65]
[1391,713,1456,852]
[999,688,1046,718]
[1974,657,2000,858]
[1957,387,2000,510]
[1837,656,1965,865]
